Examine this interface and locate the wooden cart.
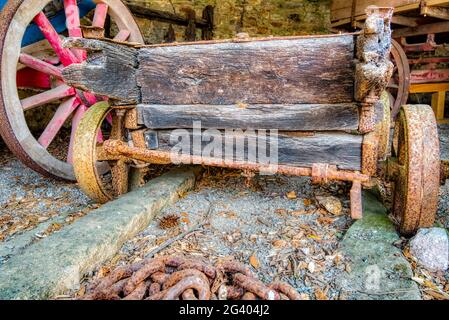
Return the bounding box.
[60,7,440,236]
[332,0,449,122]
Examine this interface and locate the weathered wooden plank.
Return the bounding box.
[137,35,356,105]
[62,38,139,104]
[137,103,360,131]
[155,130,362,170]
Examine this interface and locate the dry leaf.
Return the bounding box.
[315,288,328,300]
[272,239,288,248]
[291,239,301,248]
[290,209,309,216]
[275,209,288,215]
[317,216,335,225]
[286,191,297,199]
[303,199,313,206]
[345,263,352,273]
[249,254,260,269]
[334,253,342,265]
[181,217,190,225]
[308,234,321,241]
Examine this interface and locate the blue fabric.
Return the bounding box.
[0,0,96,46]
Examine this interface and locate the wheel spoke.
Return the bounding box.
[63,0,86,61]
[113,29,131,42]
[67,104,89,163]
[17,68,51,89]
[63,0,82,37]
[21,84,76,111]
[33,12,79,66]
[38,97,80,149]
[92,3,109,28]
[19,53,62,79]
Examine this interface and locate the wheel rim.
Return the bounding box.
[391,105,440,235]
[0,0,143,181]
[387,40,410,121]
[73,102,130,203]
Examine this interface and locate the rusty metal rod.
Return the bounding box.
[103,140,370,183]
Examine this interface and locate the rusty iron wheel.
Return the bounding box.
[387,40,410,122]
[391,105,440,235]
[0,0,143,181]
[73,101,130,203]
[376,91,391,160]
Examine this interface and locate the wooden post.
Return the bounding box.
[184,8,196,41]
[432,90,446,121]
[355,6,394,133]
[201,5,214,40]
[164,24,176,43]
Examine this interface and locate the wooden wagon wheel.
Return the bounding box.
[389,105,440,235]
[0,0,143,181]
[387,39,410,121]
[73,101,131,203]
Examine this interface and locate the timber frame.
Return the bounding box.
[332,0,449,29]
[65,7,399,222]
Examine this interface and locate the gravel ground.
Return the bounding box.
[78,169,355,300]
[1,123,448,299]
[0,145,95,242]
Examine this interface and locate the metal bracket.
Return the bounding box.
[144,130,159,150]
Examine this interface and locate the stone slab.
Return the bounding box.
[337,192,421,300]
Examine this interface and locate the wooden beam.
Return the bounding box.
[125,3,209,28]
[62,38,139,104]
[155,130,363,171]
[137,35,356,105]
[62,35,357,105]
[137,103,360,131]
[431,91,446,120]
[331,0,422,23]
[409,82,449,93]
[393,21,449,37]
[391,15,419,27]
[421,5,449,20]
[331,0,449,27]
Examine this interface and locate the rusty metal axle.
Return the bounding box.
[103,139,368,220]
[103,139,371,184]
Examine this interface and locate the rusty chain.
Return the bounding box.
[82,255,301,300]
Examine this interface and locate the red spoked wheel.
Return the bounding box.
[387,39,411,121]
[0,0,143,181]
